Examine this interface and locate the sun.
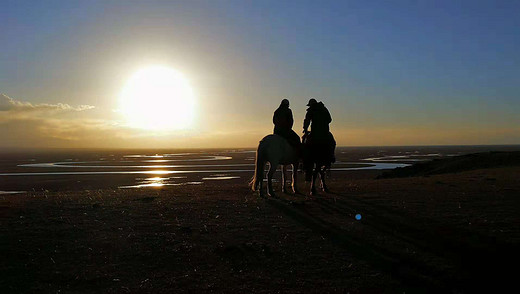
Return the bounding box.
[119,66,195,130]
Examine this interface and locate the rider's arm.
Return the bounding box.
[273,109,279,126]
[303,110,311,133]
[288,109,294,129]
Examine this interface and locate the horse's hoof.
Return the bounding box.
[268,191,278,198]
[322,187,330,193]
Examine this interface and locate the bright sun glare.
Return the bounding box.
[120,66,195,130]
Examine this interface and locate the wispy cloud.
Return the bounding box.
[0,94,103,148]
[0,93,95,121]
[0,93,207,148]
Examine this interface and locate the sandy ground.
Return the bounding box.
[1,167,519,293]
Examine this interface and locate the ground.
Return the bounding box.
[1,167,519,293]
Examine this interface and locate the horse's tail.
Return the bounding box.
[249,139,266,191]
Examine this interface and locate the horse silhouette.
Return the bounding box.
[302,133,333,195]
[250,134,300,197]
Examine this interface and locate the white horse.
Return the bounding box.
[250,134,300,197]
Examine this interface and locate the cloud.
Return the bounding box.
[0,93,267,148]
[0,93,95,121]
[0,93,211,148]
[0,113,129,149]
[0,94,102,148]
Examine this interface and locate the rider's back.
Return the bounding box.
[273,106,294,130]
[305,102,331,138]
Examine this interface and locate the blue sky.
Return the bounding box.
[1,0,519,147]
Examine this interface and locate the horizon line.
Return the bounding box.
[1,143,519,152]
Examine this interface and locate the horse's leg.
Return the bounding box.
[310,165,319,196]
[291,162,299,194]
[267,162,278,198]
[282,165,288,193]
[319,166,330,193]
[259,170,264,198]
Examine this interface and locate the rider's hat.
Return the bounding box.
[307,98,317,106]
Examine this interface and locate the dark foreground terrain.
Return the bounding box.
[2,160,519,293]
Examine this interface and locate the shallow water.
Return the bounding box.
[202,176,241,180]
[3,145,514,191]
[119,181,203,189]
[0,191,26,195]
[0,163,406,176]
[362,153,445,162]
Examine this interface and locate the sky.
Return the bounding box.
[1,0,519,148]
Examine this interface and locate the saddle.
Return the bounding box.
[303,132,333,148]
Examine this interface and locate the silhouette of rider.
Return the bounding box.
[273,99,301,149]
[303,98,336,163]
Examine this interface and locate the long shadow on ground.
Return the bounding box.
[267,192,516,293]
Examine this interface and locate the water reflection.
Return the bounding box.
[363,153,444,162]
[118,175,202,188]
[0,169,255,176]
[3,152,417,191]
[0,191,26,195]
[123,154,232,161]
[202,176,241,180]
[119,181,203,189]
[334,162,408,170]
[19,162,248,169]
[1,162,410,176]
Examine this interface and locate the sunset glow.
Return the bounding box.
[2,2,520,292]
[119,66,195,131]
[1,1,519,149]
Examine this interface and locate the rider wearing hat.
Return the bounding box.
[273,99,301,149]
[303,98,336,163]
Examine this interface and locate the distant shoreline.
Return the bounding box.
[1,144,520,153]
[1,146,519,192]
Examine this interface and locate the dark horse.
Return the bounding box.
[302,132,334,195]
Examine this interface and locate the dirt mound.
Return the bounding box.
[377,151,520,179]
